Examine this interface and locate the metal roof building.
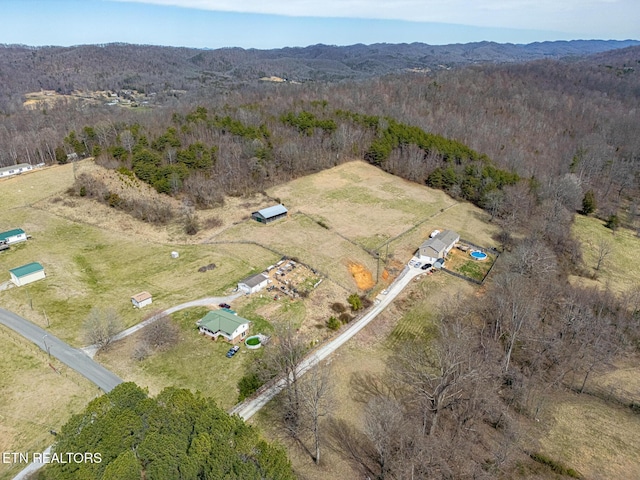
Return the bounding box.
[0,163,33,179]
[9,262,45,286]
[196,310,251,344]
[238,273,269,294]
[0,228,27,245]
[251,204,288,224]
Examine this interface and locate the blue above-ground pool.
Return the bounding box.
[470,250,488,261]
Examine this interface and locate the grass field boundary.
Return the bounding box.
[296,210,379,257]
[377,201,459,253]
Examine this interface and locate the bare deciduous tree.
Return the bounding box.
[298,362,334,464]
[83,307,123,351]
[594,239,612,272]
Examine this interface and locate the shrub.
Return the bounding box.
[339,312,352,324]
[237,372,262,402]
[331,302,346,313]
[347,293,362,311]
[326,316,341,331]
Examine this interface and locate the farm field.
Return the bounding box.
[0,326,95,480]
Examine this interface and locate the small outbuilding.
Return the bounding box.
[9,262,45,287]
[196,310,251,344]
[418,230,460,264]
[0,228,27,245]
[238,273,269,294]
[0,163,33,179]
[251,204,288,224]
[131,291,153,308]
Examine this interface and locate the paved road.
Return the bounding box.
[81,292,243,357]
[0,308,122,392]
[230,262,425,419]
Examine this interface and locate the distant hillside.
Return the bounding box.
[0,39,638,108]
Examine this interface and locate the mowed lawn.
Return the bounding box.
[572,215,640,294]
[0,326,96,480]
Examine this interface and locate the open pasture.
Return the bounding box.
[571,215,640,294]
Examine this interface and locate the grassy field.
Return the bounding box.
[0,326,96,480]
[217,161,500,291]
[0,199,279,346]
[571,215,640,294]
[96,308,263,408]
[538,391,640,480]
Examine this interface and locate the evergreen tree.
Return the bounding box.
[582,190,597,215]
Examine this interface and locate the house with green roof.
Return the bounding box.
[0,228,27,245]
[9,262,45,287]
[196,310,251,344]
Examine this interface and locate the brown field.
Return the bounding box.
[538,390,640,480]
[0,326,95,480]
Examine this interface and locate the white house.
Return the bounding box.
[0,228,27,245]
[238,273,269,294]
[196,310,251,344]
[9,262,45,287]
[131,291,153,308]
[0,164,33,179]
[418,230,460,264]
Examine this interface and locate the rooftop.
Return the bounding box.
[9,262,44,278]
[0,164,32,175]
[255,204,288,219]
[0,228,25,241]
[197,310,250,336]
[240,273,269,288]
[131,291,152,302]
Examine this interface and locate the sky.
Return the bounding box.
[1,0,638,49]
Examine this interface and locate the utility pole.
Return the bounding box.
[42,335,51,359]
[43,309,50,328]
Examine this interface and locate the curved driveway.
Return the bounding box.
[230,263,424,419]
[0,308,122,392]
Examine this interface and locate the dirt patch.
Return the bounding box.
[347,261,375,290]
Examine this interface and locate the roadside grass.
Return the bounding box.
[571,215,640,294]
[538,391,640,480]
[0,326,95,480]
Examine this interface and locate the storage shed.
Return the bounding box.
[131,291,153,308]
[196,310,250,344]
[0,228,27,245]
[251,204,288,224]
[9,262,45,286]
[418,230,460,264]
[238,273,269,294]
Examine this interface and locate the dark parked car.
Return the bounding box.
[421,263,432,270]
[226,345,240,358]
[219,303,231,309]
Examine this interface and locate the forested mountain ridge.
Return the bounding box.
[0,39,638,111]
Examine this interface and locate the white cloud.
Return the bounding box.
[110,0,639,38]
